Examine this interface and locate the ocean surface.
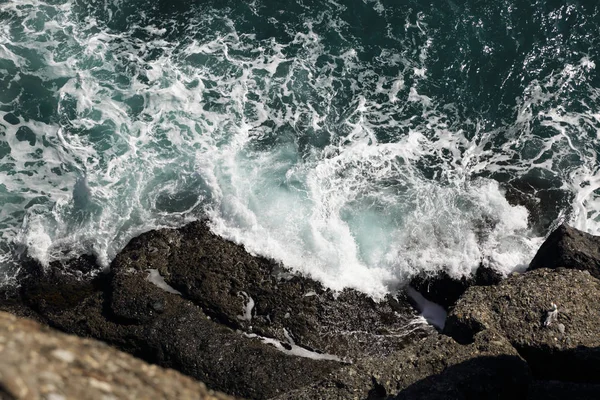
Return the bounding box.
[0,0,599,296]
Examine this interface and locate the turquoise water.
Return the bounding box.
[0,0,599,295]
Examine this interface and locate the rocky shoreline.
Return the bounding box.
[1,221,600,399]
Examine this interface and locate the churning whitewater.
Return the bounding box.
[0,0,599,296]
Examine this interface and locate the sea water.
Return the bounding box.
[0,0,599,297]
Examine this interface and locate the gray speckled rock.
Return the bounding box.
[528,224,600,279]
[445,268,600,382]
[276,330,530,400]
[0,311,234,400]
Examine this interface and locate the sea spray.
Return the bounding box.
[0,0,599,297]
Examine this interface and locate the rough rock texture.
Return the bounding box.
[445,268,600,383]
[528,224,600,279]
[9,266,342,399]
[111,220,429,359]
[0,311,233,400]
[276,330,530,400]
[410,265,503,310]
[1,220,431,399]
[15,220,600,398]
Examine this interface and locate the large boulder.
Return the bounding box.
[445,268,600,383]
[275,330,530,400]
[528,224,600,279]
[111,220,430,359]
[9,265,342,399]
[0,311,233,400]
[1,220,431,399]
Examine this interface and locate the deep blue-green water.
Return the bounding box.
[0,0,599,295]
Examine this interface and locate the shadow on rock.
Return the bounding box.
[0,220,434,399]
[395,354,530,400]
[444,268,600,384]
[409,264,503,310]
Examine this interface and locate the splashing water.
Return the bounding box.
[0,0,599,296]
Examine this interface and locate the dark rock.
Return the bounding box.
[112,220,429,359]
[474,264,504,286]
[17,266,341,399]
[445,268,600,383]
[1,220,433,399]
[528,224,600,279]
[2,113,19,125]
[410,265,503,310]
[395,355,529,400]
[276,330,530,399]
[527,380,600,400]
[0,255,101,321]
[500,171,574,234]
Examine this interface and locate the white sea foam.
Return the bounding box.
[406,287,447,330]
[244,332,344,362]
[0,0,597,297]
[146,269,181,295]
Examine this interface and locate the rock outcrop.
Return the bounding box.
[528,224,600,279]
[445,268,600,383]
[1,220,431,399]
[5,262,342,399]
[0,311,233,400]
[6,221,600,399]
[111,221,428,359]
[277,330,530,400]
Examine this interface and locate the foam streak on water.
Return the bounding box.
[0,0,599,297]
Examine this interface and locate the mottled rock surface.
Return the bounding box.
[528,224,600,279]
[277,330,530,400]
[112,220,428,359]
[0,220,431,399]
[0,311,233,400]
[15,266,341,399]
[445,268,600,382]
[10,221,600,399]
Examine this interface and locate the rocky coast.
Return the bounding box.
[1,221,600,399]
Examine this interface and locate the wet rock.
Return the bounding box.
[2,113,20,125]
[445,268,600,383]
[0,218,468,400]
[474,264,504,286]
[502,175,573,234]
[23,266,341,399]
[2,221,432,399]
[0,311,233,400]
[0,255,100,322]
[112,220,429,359]
[410,265,503,310]
[528,224,600,279]
[276,330,530,400]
